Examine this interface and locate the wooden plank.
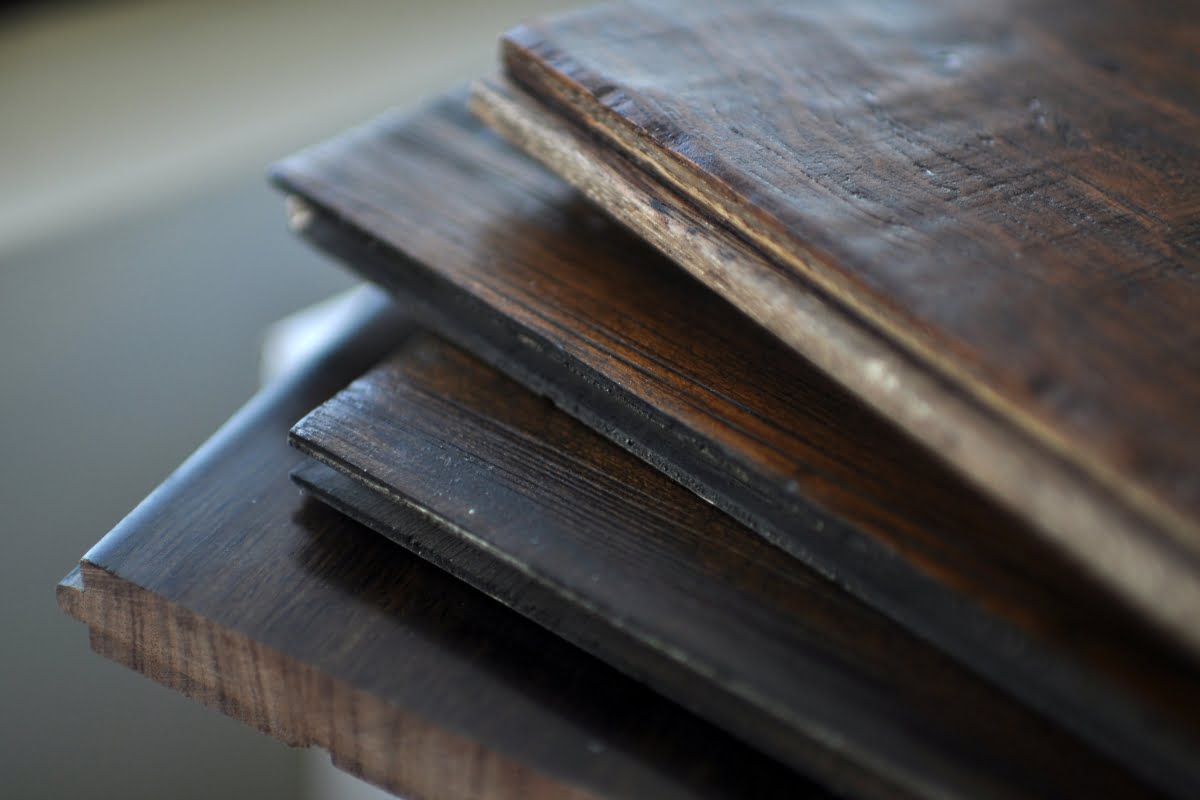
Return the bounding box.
[56,290,810,800]
[270,96,1200,796]
[290,332,1157,800]
[487,0,1200,658]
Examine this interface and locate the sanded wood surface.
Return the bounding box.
[291,332,1159,800]
[55,292,811,800]
[270,97,1200,796]
[489,0,1200,656]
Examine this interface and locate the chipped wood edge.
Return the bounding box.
[57,562,598,800]
[469,75,1200,659]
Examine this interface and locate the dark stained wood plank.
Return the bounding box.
[270,96,1200,795]
[290,332,1159,800]
[490,0,1200,657]
[56,290,813,800]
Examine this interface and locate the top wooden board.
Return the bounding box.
[495,0,1200,648]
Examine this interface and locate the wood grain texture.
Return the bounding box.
[290,332,1158,800]
[493,0,1200,656]
[270,97,1200,796]
[55,291,810,800]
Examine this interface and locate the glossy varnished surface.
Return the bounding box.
[496,0,1200,653]
[56,292,812,800]
[291,332,1158,800]
[271,98,1200,795]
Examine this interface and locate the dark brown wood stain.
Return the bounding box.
[290,332,1158,800]
[270,96,1200,796]
[57,292,813,800]
[494,0,1200,660]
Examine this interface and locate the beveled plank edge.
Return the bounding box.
[81,286,408,574]
[60,559,599,800]
[468,74,1200,660]
[497,29,1200,569]
[57,566,84,622]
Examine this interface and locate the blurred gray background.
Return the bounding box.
[0,1,573,797]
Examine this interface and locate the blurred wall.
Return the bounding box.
[0,1,574,797]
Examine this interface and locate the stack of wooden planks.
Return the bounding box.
[60,1,1200,797]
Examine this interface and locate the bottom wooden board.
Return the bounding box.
[56,290,809,800]
[290,332,1154,800]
